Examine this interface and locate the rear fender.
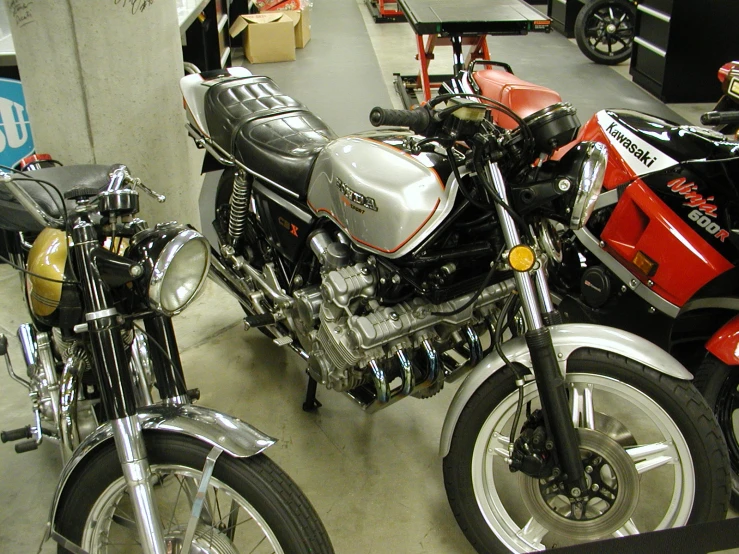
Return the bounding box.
[47,404,275,544]
[439,323,692,457]
[706,314,739,365]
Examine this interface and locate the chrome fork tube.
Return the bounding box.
[486,162,544,331]
[534,266,556,314]
[112,416,166,554]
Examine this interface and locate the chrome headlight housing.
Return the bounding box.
[128,224,210,316]
[567,141,608,230]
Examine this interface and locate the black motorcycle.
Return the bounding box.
[181,67,730,553]
[0,162,333,553]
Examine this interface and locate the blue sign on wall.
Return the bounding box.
[0,78,34,169]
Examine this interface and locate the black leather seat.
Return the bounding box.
[0,165,111,232]
[232,110,336,199]
[204,76,306,151]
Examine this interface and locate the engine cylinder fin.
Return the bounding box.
[227,171,251,244]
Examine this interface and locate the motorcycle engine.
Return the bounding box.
[292,229,515,403]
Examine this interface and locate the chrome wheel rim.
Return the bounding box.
[82,464,284,554]
[471,373,694,552]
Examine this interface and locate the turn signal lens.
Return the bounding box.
[508,245,536,272]
[632,251,657,277]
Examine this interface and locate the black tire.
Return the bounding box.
[443,348,730,553]
[575,0,636,65]
[56,432,334,553]
[694,354,739,509]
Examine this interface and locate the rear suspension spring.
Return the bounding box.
[228,170,251,244]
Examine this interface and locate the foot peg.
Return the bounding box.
[243,313,276,330]
[1,425,32,443]
[1,426,39,453]
[14,440,39,453]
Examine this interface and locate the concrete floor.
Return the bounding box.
[0,0,737,552]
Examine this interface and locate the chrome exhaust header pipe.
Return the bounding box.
[368,359,389,404]
[396,348,414,396]
[422,339,439,385]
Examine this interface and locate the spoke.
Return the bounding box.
[491,432,511,458]
[517,517,549,546]
[626,442,677,474]
[570,384,596,429]
[111,513,138,530]
[613,518,640,537]
[248,536,268,554]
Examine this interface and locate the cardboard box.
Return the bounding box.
[229,13,297,64]
[253,0,285,11]
[271,8,311,48]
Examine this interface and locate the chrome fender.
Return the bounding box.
[47,404,275,537]
[439,323,692,457]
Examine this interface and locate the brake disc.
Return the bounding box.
[519,428,639,541]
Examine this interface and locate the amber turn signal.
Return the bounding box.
[632,251,658,277]
[508,245,536,272]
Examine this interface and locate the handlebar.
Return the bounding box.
[700,110,739,126]
[369,106,432,135]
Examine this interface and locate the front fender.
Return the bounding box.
[439,323,692,457]
[48,404,275,539]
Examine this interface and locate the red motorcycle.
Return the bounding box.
[460,65,739,507]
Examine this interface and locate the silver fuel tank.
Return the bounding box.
[306,136,457,259]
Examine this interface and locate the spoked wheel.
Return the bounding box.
[444,349,729,553]
[575,0,636,65]
[694,355,739,509]
[56,433,334,553]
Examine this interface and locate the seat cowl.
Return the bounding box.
[474,70,562,129]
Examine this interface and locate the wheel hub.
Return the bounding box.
[165,523,240,554]
[605,23,617,34]
[520,428,639,541]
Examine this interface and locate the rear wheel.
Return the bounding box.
[56,433,334,553]
[575,0,636,65]
[443,349,729,553]
[694,355,739,509]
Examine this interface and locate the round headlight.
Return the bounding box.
[569,142,608,230]
[129,224,211,316]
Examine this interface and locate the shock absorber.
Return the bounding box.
[228,169,251,245]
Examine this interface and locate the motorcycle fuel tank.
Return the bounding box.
[26,228,67,318]
[306,136,455,259]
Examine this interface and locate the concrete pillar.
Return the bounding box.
[6,0,200,225]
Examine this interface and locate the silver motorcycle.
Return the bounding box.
[181,67,730,552]
[0,162,333,553]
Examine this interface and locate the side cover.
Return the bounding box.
[306,136,457,259]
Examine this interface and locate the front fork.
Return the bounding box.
[71,220,167,554]
[486,162,588,497]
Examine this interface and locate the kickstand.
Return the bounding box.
[302,374,322,412]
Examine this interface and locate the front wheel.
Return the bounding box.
[575,0,636,65]
[56,432,334,553]
[694,355,739,509]
[443,349,729,553]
